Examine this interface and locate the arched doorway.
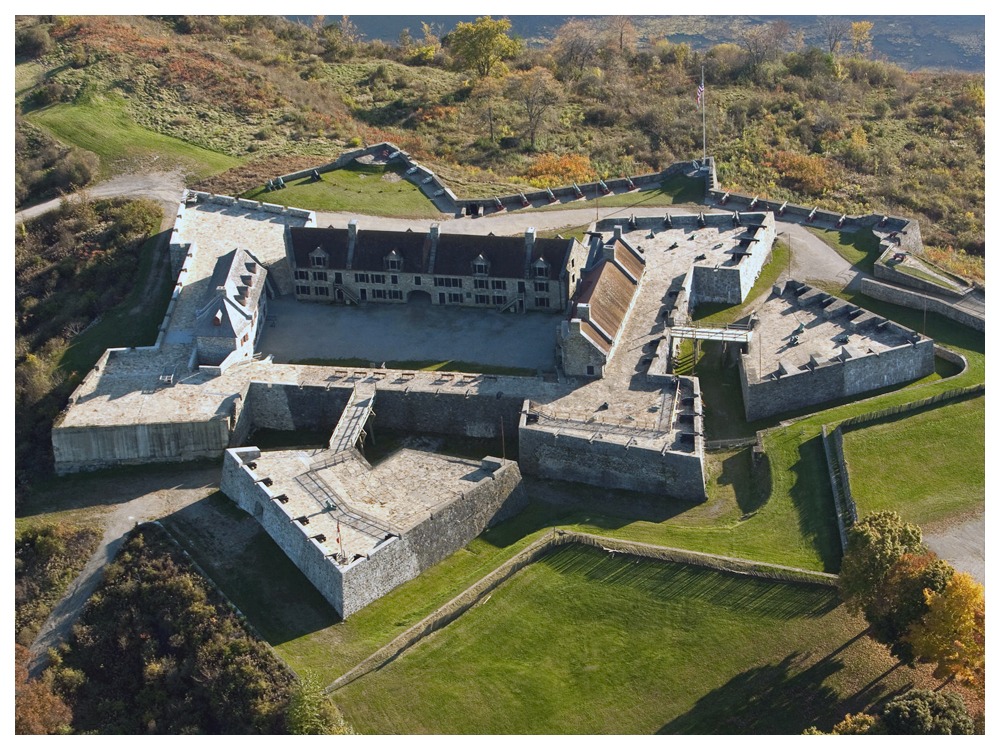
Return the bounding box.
[407,290,432,305]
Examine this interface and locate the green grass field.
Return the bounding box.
[28,94,241,180]
[805,226,882,273]
[332,543,915,734]
[842,396,984,527]
[243,162,443,218]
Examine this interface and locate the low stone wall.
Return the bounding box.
[873,250,969,299]
[860,278,984,332]
[518,404,706,501]
[374,386,526,440]
[245,380,352,435]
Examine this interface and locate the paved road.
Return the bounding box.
[15,170,186,223]
[26,465,220,678]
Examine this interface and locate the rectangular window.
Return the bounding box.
[434,277,462,288]
[493,294,506,305]
[387,258,402,271]
[448,292,463,303]
[354,273,369,284]
[491,279,507,290]
[414,276,422,286]
[295,270,309,280]
[534,281,550,293]
[372,289,387,300]
[475,294,490,305]
[388,290,403,300]
[371,274,386,285]
[390,274,399,285]
[474,278,489,290]
[315,287,329,296]
[295,285,311,295]
[312,271,328,282]
[311,255,327,268]
[535,297,550,308]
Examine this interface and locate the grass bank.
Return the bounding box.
[805,226,881,273]
[333,543,918,734]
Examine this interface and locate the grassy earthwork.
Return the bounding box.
[242,162,444,218]
[841,396,984,527]
[27,94,241,180]
[331,543,923,734]
[805,226,882,273]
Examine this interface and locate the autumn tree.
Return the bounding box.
[906,572,985,686]
[838,511,925,615]
[603,16,636,57]
[15,644,72,734]
[447,16,521,78]
[738,21,791,72]
[505,67,564,150]
[552,19,601,81]
[850,21,874,58]
[817,16,850,55]
[469,75,507,143]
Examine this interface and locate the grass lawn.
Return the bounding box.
[528,174,706,213]
[27,94,241,180]
[805,226,881,273]
[58,231,174,377]
[332,543,918,734]
[842,396,984,527]
[242,162,443,218]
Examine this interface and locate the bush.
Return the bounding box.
[881,690,974,735]
[16,25,53,58]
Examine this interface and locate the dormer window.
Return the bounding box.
[310,248,328,268]
[385,250,403,271]
[533,259,550,279]
[472,254,490,276]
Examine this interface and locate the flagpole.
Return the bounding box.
[701,64,707,164]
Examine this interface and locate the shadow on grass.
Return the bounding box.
[160,493,340,646]
[717,448,770,516]
[540,544,839,620]
[789,436,842,573]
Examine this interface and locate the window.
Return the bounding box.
[434,277,462,288]
[354,273,370,284]
[390,274,399,285]
[448,292,463,303]
[315,287,329,296]
[491,279,507,290]
[474,278,489,290]
[534,281,550,293]
[472,256,489,275]
[535,297,550,308]
[475,294,490,305]
[385,253,402,271]
[586,365,595,376]
[311,254,327,268]
[388,290,403,300]
[371,289,388,299]
[414,276,422,286]
[533,260,549,278]
[295,285,311,295]
[334,272,343,284]
[493,294,506,305]
[371,274,386,285]
[295,270,309,281]
[312,271,328,282]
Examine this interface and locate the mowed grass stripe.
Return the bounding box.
[333,544,904,735]
[842,396,984,526]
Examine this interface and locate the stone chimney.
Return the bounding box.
[346,219,358,269]
[576,302,592,322]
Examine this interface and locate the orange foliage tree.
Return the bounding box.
[906,572,985,686]
[524,153,594,188]
[15,644,72,734]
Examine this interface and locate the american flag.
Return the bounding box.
[696,82,705,108]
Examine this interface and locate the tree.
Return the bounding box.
[866,552,954,663]
[15,645,72,734]
[906,572,985,686]
[604,16,636,56]
[447,16,521,78]
[286,673,350,734]
[738,21,790,71]
[850,21,874,58]
[504,67,563,150]
[552,19,601,81]
[838,511,925,615]
[817,17,850,55]
[880,689,974,735]
[469,76,507,143]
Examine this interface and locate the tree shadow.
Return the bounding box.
[716,447,770,516]
[788,435,843,573]
[659,650,846,734]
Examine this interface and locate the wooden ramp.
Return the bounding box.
[328,384,376,454]
[669,325,752,344]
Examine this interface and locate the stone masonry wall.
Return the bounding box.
[518,411,706,501]
[860,278,985,333]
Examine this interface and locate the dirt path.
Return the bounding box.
[15,170,186,223]
[923,511,986,584]
[25,465,221,678]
